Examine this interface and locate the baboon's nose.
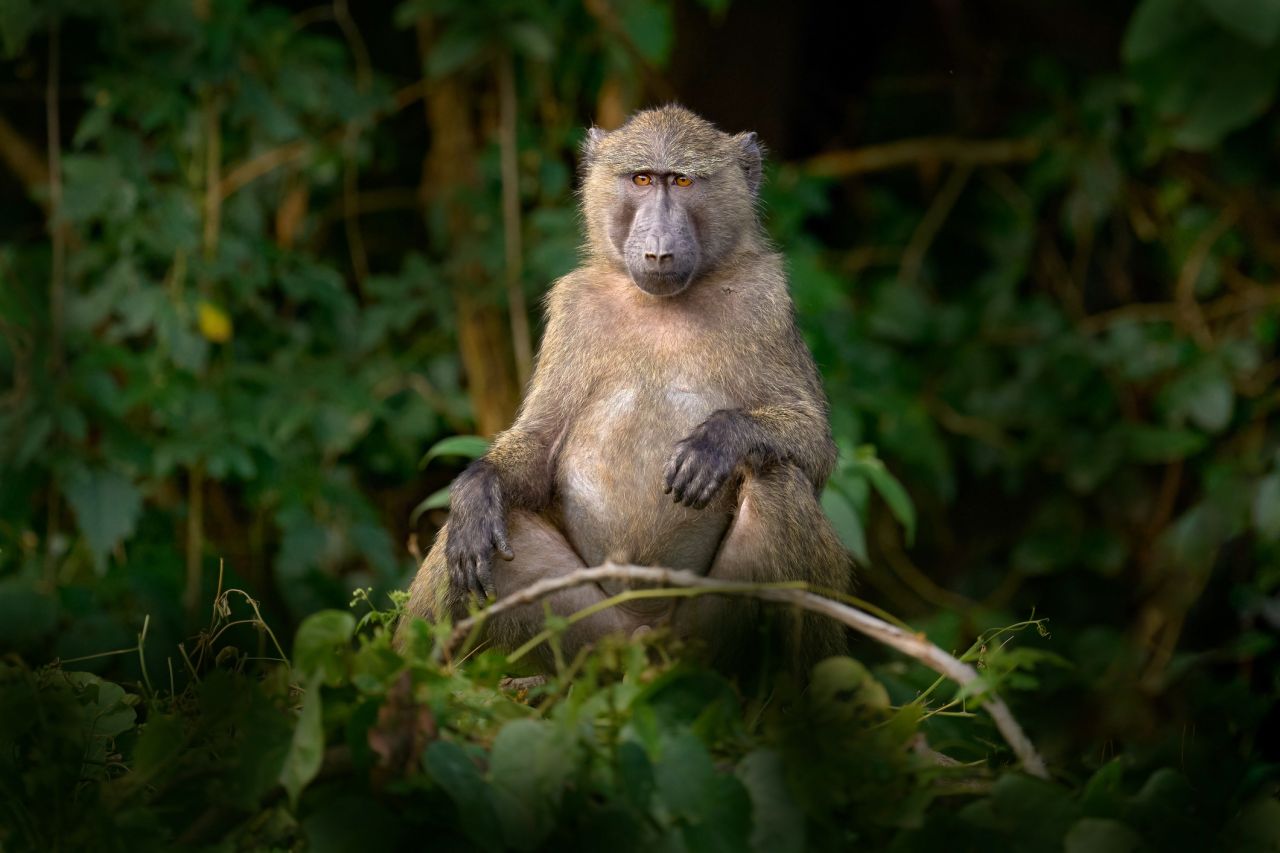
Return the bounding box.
[643,236,675,268]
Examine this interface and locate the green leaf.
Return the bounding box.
[0,578,58,652]
[654,731,752,853]
[1124,425,1208,463]
[1197,0,1280,46]
[409,485,452,525]
[1134,27,1280,149]
[420,435,489,468]
[1064,818,1144,853]
[63,466,143,567]
[426,30,484,78]
[737,749,805,853]
[620,0,673,63]
[0,0,37,58]
[133,714,185,777]
[506,22,554,61]
[489,719,575,849]
[1160,361,1235,433]
[279,676,325,808]
[809,657,891,722]
[851,448,917,545]
[820,486,868,564]
[293,610,356,684]
[1253,473,1280,541]
[424,740,504,852]
[1123,0,1209,62]
[1220,797,1280,851]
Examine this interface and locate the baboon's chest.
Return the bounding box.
[555,376,735,573]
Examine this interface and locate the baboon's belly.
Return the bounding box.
[556,383,734,573]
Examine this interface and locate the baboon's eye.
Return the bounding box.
[674,175,693,187]
[632,174,652,186]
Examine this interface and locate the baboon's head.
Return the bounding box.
[580,105,764,297]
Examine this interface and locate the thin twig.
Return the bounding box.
[898,164,972,285]
[1174,207,1237,350]
[44,23,65,586]
[806,136,1041,179]
[445,563,1049,778]
[498,48,533,387]
[335,0,371,290]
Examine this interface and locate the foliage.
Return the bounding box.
[1,0,1279,847]
[2,592,1274,851]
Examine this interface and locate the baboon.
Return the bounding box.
[402,105,852,675]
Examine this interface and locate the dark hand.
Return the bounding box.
[445,460,514,601]
[663,410,753,509]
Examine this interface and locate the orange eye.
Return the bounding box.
[632,174,652,186]
[674,175,693,187]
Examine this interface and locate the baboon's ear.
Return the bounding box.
[582,127,608,167]
[734,131,763,196]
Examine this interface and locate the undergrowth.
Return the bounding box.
[1,578,1275,852]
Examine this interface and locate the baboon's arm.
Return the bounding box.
[665,323,836,508]
[466,283,586,512]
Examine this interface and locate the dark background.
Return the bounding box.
[1,0,1278,843]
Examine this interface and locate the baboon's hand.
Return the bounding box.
[445,460,514,601]
[663,410,748,509]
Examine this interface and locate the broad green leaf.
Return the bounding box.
[820,486,868,564]
[736,749,805,853]
[279,677,324,808]
[1197,0,1280,46]
[1160,361,1235,433]
[1123,0,1209,62]
[0,0,37,58]
[409,485,452,525]
[1220,797,1280,851]
[654,731,752,853]
[489,719,575,849]
[424,740,504,852]
[809,657,890,722]
[66,672,136,739]
[1253,473,1280,541]
[1064,818,1144,853]
[852,449,917,545]
[63,466,143,567]
[1139,29,1280,149]
[620,1,673,63]
[1124,425,1208,463]
[292,610,355,684]
[506,22,553,61]
[420,435,489,468]
[426,30,484,78]
[133,714,186,777]
[0,579,58,651]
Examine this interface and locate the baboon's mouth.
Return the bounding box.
[629,268,695,297]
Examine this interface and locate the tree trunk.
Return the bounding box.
[417,22,521,437]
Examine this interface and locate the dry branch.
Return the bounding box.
[806,136,1041,179]
[446,563,1049,779]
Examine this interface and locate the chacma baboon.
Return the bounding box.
[402,105,851,675]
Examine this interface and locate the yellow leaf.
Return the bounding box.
[197,300,232,343]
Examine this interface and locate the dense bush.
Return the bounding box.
[0,0,1277,848]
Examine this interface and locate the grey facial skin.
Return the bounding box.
[612,173,704,297]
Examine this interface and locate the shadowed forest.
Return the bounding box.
[1,0,1278,849]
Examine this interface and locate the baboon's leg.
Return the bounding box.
[401,511,659,668]
[671,464,851,675]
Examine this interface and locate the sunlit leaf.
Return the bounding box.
[279,676,325,808]
[420,435,490,468]
[63,466,143,568]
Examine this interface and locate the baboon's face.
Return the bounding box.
[581,106,763,297]
[611,171,704,297]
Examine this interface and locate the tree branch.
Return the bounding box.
[806,136,1041,179]
[446,563,1049,779]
